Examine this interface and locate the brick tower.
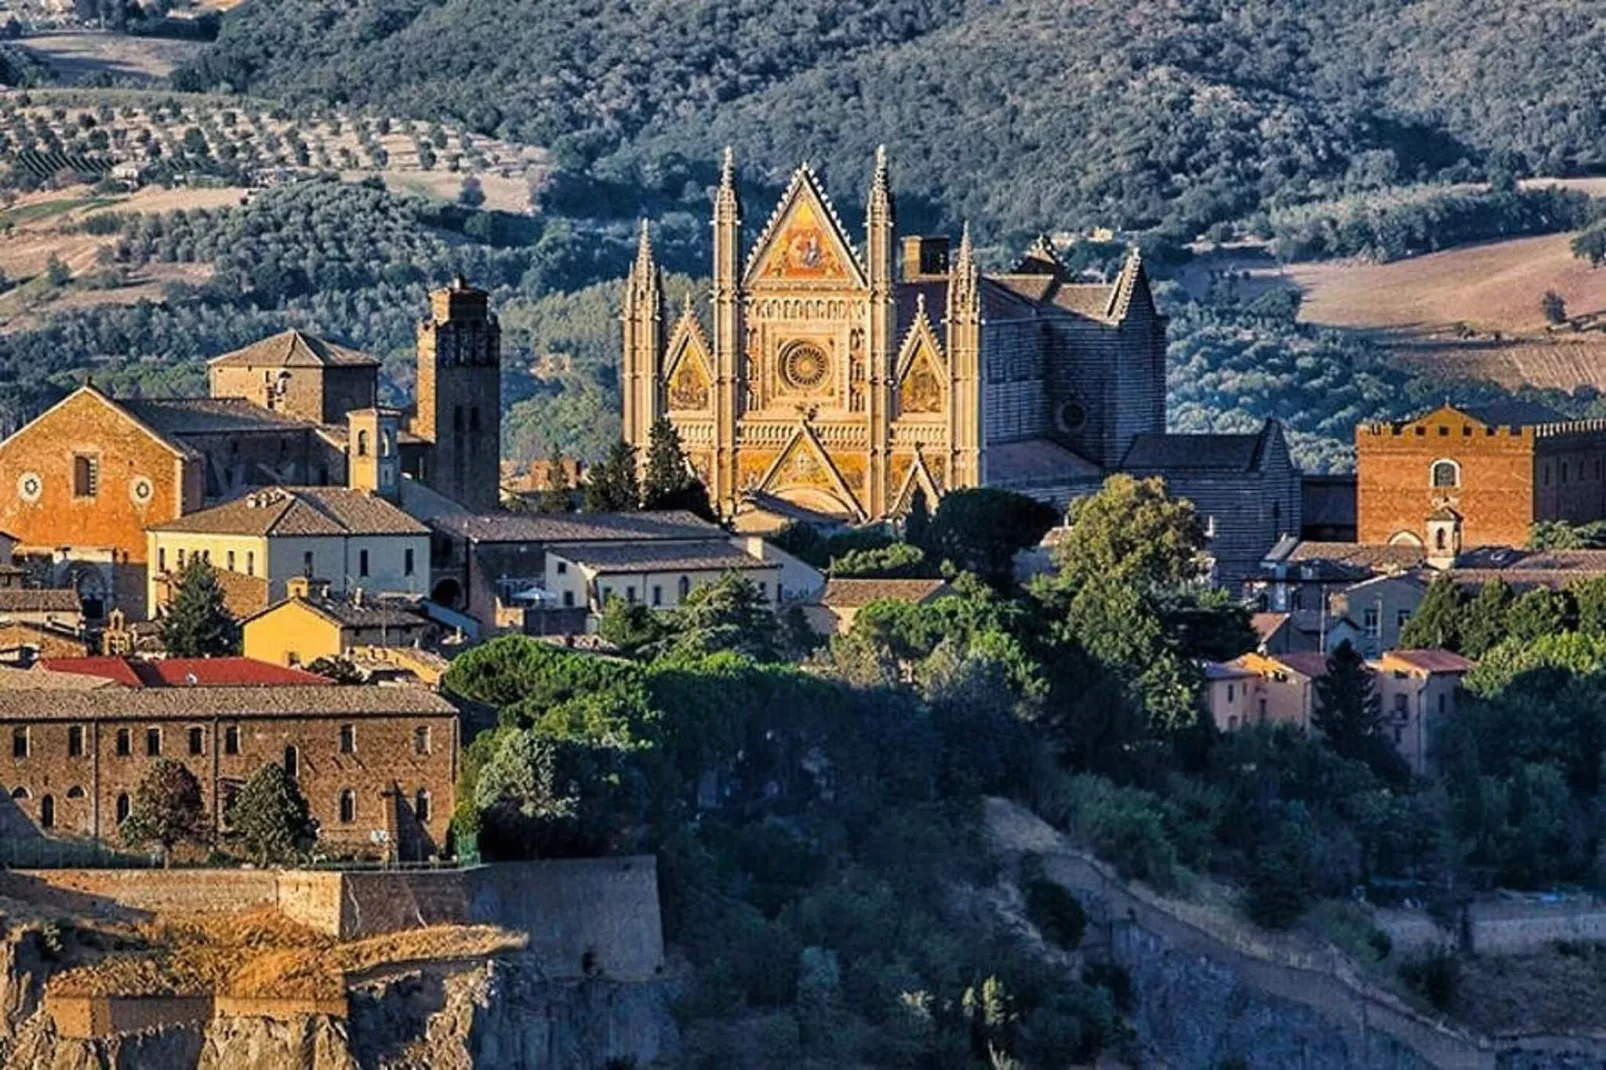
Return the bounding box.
[415,276,501,512]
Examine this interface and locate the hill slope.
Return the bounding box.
[178,0,1606,236]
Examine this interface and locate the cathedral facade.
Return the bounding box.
[621,149,1168,525]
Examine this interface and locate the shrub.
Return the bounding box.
[1023,876,1086,951]
[1399,948,1460,1011]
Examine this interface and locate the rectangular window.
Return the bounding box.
[11,726,27,758]
[227,551,236,572]
[1363,608,1379,636]
[115,728,131,757]
[562,590,574,608]
[145,728,161,756]
[188,726,204,756]
[652,585,662,607]
[339,724,355,755]
[404,548,415,577]
[1397,610,1412,629]
[1226,683,1236,703]
[556,560,568,575]
[413,725,430,756]
[67,725,84,757]
[246,551,255,576]
[626,586,636,604]
[158,547,167,572]
[1393,694,1409,716]
[303,551,314,575]
[224,724,239,755]
[359,549,370,578]
[177,548,186,568]
[1438,693,1447,714]
[72,453,99,497]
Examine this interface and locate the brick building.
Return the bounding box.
[1357,402,1606,551]
[0,683,458,861]
[0,279,501,620]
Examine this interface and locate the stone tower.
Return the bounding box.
[415,276,501,512]
[346,407,401,501]
[621,220,664,454]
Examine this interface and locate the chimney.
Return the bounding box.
[901,235,950,281]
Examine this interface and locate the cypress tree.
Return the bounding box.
[158,556,239,657]
[1399,573,1461,650]
[642,417,714,519]
[904,488,932,550]
[230,762,317,865]
[583,440,640,512]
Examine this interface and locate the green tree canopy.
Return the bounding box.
[1399,573,1461,651]
[926,487,1059,588]
[641,416,714,519]
[1459,579,1513,658]
[583,439,641,512]
[121,758,209,863]
[1052,474,1205,592]
[229,762,317,865]
[159,556,240,657]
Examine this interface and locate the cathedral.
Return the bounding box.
[622,149,1300,582]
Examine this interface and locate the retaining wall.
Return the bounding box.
[0,868,280,919]
[1377,902,1606,956]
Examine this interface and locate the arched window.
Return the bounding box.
[1435,528,1448,551]
[39,795,54,829]
[9,786,28,800]
[415,789,431,823]
[677,575,691,601]
[1430,459,1460,488]
[66,785,85,800]
[284,745,299,780]
[356,429,369,457]
[115,793,131,824]
[380,431,393,458]
[339,789,356,824]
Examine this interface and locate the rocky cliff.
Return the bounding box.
[0,941,677,1070]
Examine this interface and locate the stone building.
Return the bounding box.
[0,279,500,619]
[621,148,1171,525]
[0,683,458,861]
[1357,402,1606,552]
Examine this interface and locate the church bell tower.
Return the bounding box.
[416,275,501,512]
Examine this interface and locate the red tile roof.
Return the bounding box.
[1382,649,1475,674]
[39,657,331,688]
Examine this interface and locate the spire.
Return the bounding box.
[636,218,653,265]
[1105,244,1147,321]
[720,145,735,190]
[715,146,739,219]
[948,222,980,322]
[871,144,889,200]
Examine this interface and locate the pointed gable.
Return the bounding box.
[756,423,866,521]
[744,165,866,288]
[1105,248,1156,323]
[895,296,946,416]
[663,298,714,412]
[891,448,942,514]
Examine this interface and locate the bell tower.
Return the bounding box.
[416,275,501,512]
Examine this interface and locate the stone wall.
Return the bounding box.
[0,869,280,919]
[1378,901,1606,956]
[45,994,213,1039]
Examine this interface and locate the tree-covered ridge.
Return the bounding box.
[181,0,1606,238]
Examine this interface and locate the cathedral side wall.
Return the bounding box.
[981,321,1047,446]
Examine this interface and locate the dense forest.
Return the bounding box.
[176,0,1606,240]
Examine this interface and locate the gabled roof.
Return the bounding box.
[123,396,314,436]
[1285,541,1426,572]
[0,385,198,462]
[0,589,81,615]
[208,329,379,369]
[0,684,453,721]
[428,509,721,545]
[1380,649,1475,674]
[743,163,867,289]
[820,577,952,608]
[554,539,767,574]
[1202,659,1258,681]
[148,487,429,538]
[242,594,427,631]
[37,656,332,688]
[1121,421,1282,473]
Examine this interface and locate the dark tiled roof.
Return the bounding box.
[1459,401,1568,428]
[274,595,427,630]
[820,578,952,608]
[0,589,81,614]
[1286,541,1426,571]
[555,539,766,574]
[429,510,721,544]
[149,487,429,537]
[123,397,314,435]
[1122,424,1274,473]
[208,329,379,369]
[1269,651,1332,679]
[0,684,454,721]
[986,438,1101,485]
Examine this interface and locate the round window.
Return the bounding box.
[16,471,42,503]
[129,476,154,505]
[780,342,831,391]
[1057,400,1088,433]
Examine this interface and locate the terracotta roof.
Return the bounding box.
[1382,649,1475,674]
[0,589,80,615]
[429,510,721,544]
[122,397,313,436]
[1202,660,1258,681]
[208,329,379,369]
[38,656,332,688]
[819,578,953,608]
[0,684,454,721]
[149,487,429,537]
[1286,541,1425,571]
[554,539,767,574]
[1266,651,1331,679]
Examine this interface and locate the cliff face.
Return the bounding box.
[0,941,677,1070]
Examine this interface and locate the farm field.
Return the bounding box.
[11,31,206,83]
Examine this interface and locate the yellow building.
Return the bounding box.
[241,577,432,668]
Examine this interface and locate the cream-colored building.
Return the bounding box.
[545,540,783,616]
[801,577,953,637]
[146,486,430,614]
[1369,649,1473,775]
[1202,660,1259,731]
[1224,651,1332,730]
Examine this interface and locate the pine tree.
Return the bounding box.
[1459,579,1513,656]
[1399,573,1461,650]
[583,440,640,512]
[159,556,239,657]
[641,417,714,519]
[121,758,208,864]
[229,762,317,865]
[1312,640,1383,762]
[537,448,573,514]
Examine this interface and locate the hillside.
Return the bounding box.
[176,0,1606,238]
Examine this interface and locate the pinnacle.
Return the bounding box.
[720,146,735,187]
[634,219,654,269]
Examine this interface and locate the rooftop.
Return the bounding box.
[246,594,427,630]
[429,509,722,544]
[37,657,333,688]
[1285,541,1426,573]
[1380,649,1476,674]
[122,397,314,436]
[0,589,81,615]
[208,329,380,369]
[0,684,455,721]
[1121,422,1279,473]
[149,487,430,538]
[554,539,767,574]
[819,577,953,608]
